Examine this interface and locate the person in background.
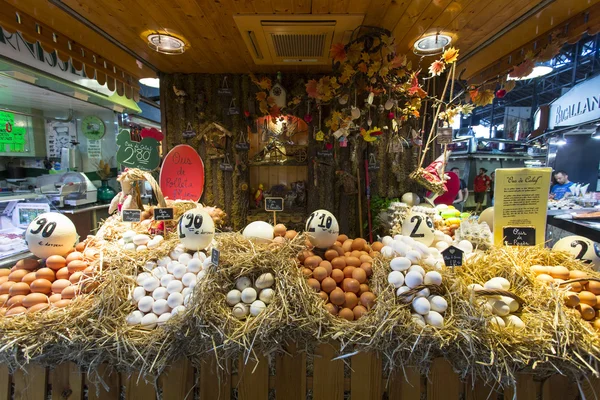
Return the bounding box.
[474,168,491,214]
[451,167,468,211]
[549,170,574,200]
[489,171,495,206]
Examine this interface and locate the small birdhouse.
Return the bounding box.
[269,72,287,109]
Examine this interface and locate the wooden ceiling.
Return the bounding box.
[4,0,600,81]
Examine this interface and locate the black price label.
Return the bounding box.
[442,246,464,268]
[154,207,174,221]
[503,226,536,246]
[211,248,220,267]
[265,197,284,212]
[316,150,333,159]
[122,209,142,222]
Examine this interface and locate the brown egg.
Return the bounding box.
[593,319,600,331]
[321,277,337,293]
[345,257,361,268]
[549,266,570,280]
[304,256,322,269]
[313,267,328,282]
[349,250,361,259]
[304,239,314,250]
[360,292,376,309]
[273,224,287,237]
[325,250,339,262]
[343,266,356,279]
[35,268,56,283]
[55,267,70,280]
[352,268,367,284]
[343,292,359,309]
[45,255,67,271]
[318,291,329,302]
[0,308,6,316]
[579,291,597,307]
[331,257,346,270]
[339,308,354,321]
[65,252,84,264]
[564,292,580,307]
[578,303,596,321]
[570,269,589,283]
[330,269,344,284]
[353,305,368,320]
[307,278,321,292]
[535,274,555,284]
[569,282,583,292]
[319,261,332,276]
[15,259,40,271]
[360,263,373,278]
[531,266,550,276]
[27,303,49,314]
[5,306,26,316]
[0,281,15,295]
[0,277,6,285]
[333,241,342,247]
[342,278,360,294]
[75,242,86,252]
[9,282,31,297]
[371,242,383,252]
[330,288,345,306]
[69,272,84,285]
[51,279,71,294]
[0,270,9,277]
[52,299,72,308]
[359,254,373,264]
[324,303,338,315]
[30,279,52,294]
[84,249,100,260]
[8,270,28,282]
[67,260,88,274]
[351,238,366,251]
[7,295,26,308]
[81,280,99,294]
[0,294,8,307]
[301,268,313,278]
[21,272,37,285]
[586,281,600,295]
[61,286,78,299]
[331,245,345,257]
[337,234,348,243]
[358,284,370,296]
[49,294,62,303]
[297,250,313,263]
[284,230,298,240]
[22,293,48,308]
[342,239,354,253]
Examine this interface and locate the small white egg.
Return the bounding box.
[123,230,136,242]
[167,261,179,274]
[147,239,160,249]
[411,313,426,327]
[380,246,394,258]
[503,315,525,329]
[152,299,170,315]
[126,310,144,325]
[133,286,146,303]
[468,283,484,293]
[433,231,445,243]
[457,240,473,254]
[188,280,197,290]
[406,250,422,264]
[381,236,394,246]
[170,249,184,261]
[153,235,164,243]
[144,261,157,271]
[388,271,405,288]
[161,274,175,287]
[133,234,150,246]
[157,313,171,326]
[393,235,404,241]
[171,305,186,316]
[484,280,504,290]
[143,277,160,292]
[484,302,494,314]
[413,242,429,256]
[428,247,441,257]
[182,287,191,298]
[435,241,449,252]
[259,288,275,304]
[241,287,257,304]
[124,243,136,251]
[396,286,413,302]
[415,288,430,298]
[152,287,169,300]
[183,293,191,306]
[182,273,197,287]
[408,265,425,276]
[140,313,158,329]
[202,258,213,270]
[152,267,168,279]
[136,245,148,252]
[423,257,437,268]
[178,253,193,266]
[390,257,411,272]
[236,276,252,291]
[489,315,506,327]
[136,272,151,286]
[424,271,443,286]
[424,311,444,328]
[429,295,448,313]
[226,289,242,306]
[197,270,207,281]
[166,280,184,294]
[492,300,510,317]
[255,273,275,289]
[167,292,184,308]
[250,300,267,316]
[187,259,203,273]
[401,236,415,246]
[173,264,187,279]
[488,277,511,290]
[118,239,125,247]
[157,257,171,267]
[232,303,249,319]
[412,297,430,315]
[138,296,154,313]
[404,271,424,288]
[501,296,519,313]
[443,234,453,244]
[392,241,409,257]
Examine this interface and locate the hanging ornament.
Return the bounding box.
[387,112,395,119]
[367,92,374,105]
[351,106,361,120]
[304,99,313,123]
[339,94,349,105]
[269,71,287,109]
[339,136,348,147]
[384,98,394,110]
[367,108,372,127]
[324,142,333,150]
[315,130,325,142]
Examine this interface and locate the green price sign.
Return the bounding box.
[116,129,161,171]
[0,111,26,152]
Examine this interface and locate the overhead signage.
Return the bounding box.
[159,145,205,201]
[547,74,600,129]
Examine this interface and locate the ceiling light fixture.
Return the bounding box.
[413,34,452,56]
[139,78,160,88]
[147,33,186,55]
[507,63,553,81]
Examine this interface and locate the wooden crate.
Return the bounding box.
[1,344,592,400]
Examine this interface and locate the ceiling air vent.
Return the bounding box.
[234,15,364,66]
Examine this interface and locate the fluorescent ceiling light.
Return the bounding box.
[139,78,160,88]
[413,34,452,55]
[147,33,186,54]
[507,65,553,81]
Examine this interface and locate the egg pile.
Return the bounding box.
[118,230,164,252]
[127,244,210,329]
[299,235,378,321]
[226,273,275,320]
[0,237,100,316]
[532,266,600,330]
[468,277,525,329]
[380,234,447,269]
[243,221,298,245]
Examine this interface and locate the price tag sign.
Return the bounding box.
[503,226,536,246]
[154,207,174,221]
[116,130,161,171]
[265,197,284,212]
[442,246,464,269]
[160,145,205,201]
[211,248,220,267]
[122,209,142,222]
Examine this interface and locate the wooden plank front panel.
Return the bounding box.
[351,352,382,400]
[427,358,460,400]
[122,372,156,400]
[312,343,344,400]
[160,359,195,400]
[13,364,47,400]
[388,367,422,400]
[541,375,578,400]
[504,374,536,400]
[0,365,10,400]
[237,355,269,400]
[86,364,120,400]
[50,362,83,400]
[199,354,231,400]
[275,343,306,400]
[464,378,500,400]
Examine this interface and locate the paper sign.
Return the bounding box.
[442,245,464,267]
[265,197,284,212]
[45,120,77,158]
[116,130,161,171]
[154,207,174,221]
[0,111,26,152]
[159,145,205,201]
[122,209,141,222]
[503,226,536,246]
[87,139,102,160]
[211,248,220,267]
[493,168,552,246]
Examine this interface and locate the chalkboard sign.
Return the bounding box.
[503,226,536,246]
[154,207,174,221]
[442,246,464,268]
[122,209,141,222]
[265,197,284,212]
[211,248,220,267]
[116,130,161,171]
[317,150,333,159]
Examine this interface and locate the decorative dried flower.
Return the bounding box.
[442,47,459,64]
[429,60,446,76]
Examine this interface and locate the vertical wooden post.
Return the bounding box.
[580,376,600,400]
[86,364,120,400]
[312,342,344,400]
[122,372,156,400]
[504,374,537,400]
[427,358,460,400]
[0,365,10,400]
[464,377,500,400]
[160,359,195,399]
[50,362,83,400]
[199,353,231,400]
[238,354,269,400]
[275,343,306,400]
[541,375,577,400]
[350,352,382,400]
[388,366,422,400]
[13,364,47,400]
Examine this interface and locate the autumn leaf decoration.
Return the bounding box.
[330,42,347,64]
[427,47,459,76]
[509,58,534,80]
[469,88,495,107]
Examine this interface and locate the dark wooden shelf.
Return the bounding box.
[249,162,308,167]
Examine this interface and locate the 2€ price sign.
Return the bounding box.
[116,130,161,171]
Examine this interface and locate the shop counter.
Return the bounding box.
[57,203,110,238]
[547,208,600,243]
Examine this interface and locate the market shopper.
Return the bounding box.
[549,170,574,200]
[474,168,491,214]
[451,167,468,211]
[489,171,495,206]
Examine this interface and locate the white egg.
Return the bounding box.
[153,267,168,279]
[183,293,191,306]
[161,274,175,287]
[411,313,426,327]
[413,242,429,255]
[401,236,415,245]
[137,245,148,252]
[488,277,511,290]
[390,257,411,272]
[152,287,169,300]
[188,280,197,290]
[457,240,474,254]
[415,288,430,298]
[255,273,275,289]
[412,297,430,315]
[124,243,136,252]
[484,302,494,314]
[178,253,193,266]
[118,239,125,247]
[140,313,158,329]
[501,296,519,313]
[143,277,160,292]
[170,249,184,261]
[173,264,187,279]
[171,305,186,316]
[123,230,136,242]
[382,236,394,246]
[489,315,506,327]
[132,286,146,303]
[126,310,144,325]
[152,299,170,315]
[236,276,252,291]
[136,272,151,286]
[182,273,197,287]
[167,292,184,308]
[147,240,160,249]
[429,296,448,313]
[423,257,437,268]
[484,280,504,290]
[468,283,484,293]
[428,247,441,257]
[133,234,150,246]
[408,265,425,276]
[435,241,449,252]
[232,303,249,319]
[226,289,242,306]
[167,261,179,274]
[396,286,413,302]
[406,250,422,264]
[388,271,405,288]
[404,271,424,288]
[241,287,257,304]
[392,241,409,257]
[202,258,213,270]
[424,311,444,328]
[157,257,171,267]
[424,271,443,286]
[144,261,157,271]
[138,296,154,313]
[433,231,445,243]
[492,300,510,317]
[250,300,267,316]
[197,270,207,281]
[259,288,275,304]
[393,235,404,241]
[443,234,453,244]
[153,235,164,243]
[167,280,184,294]
[503,315,525,329]
[380,246,394,258]
[193,251,205,260]
[187,259,203,273]
[157,313,171,326]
